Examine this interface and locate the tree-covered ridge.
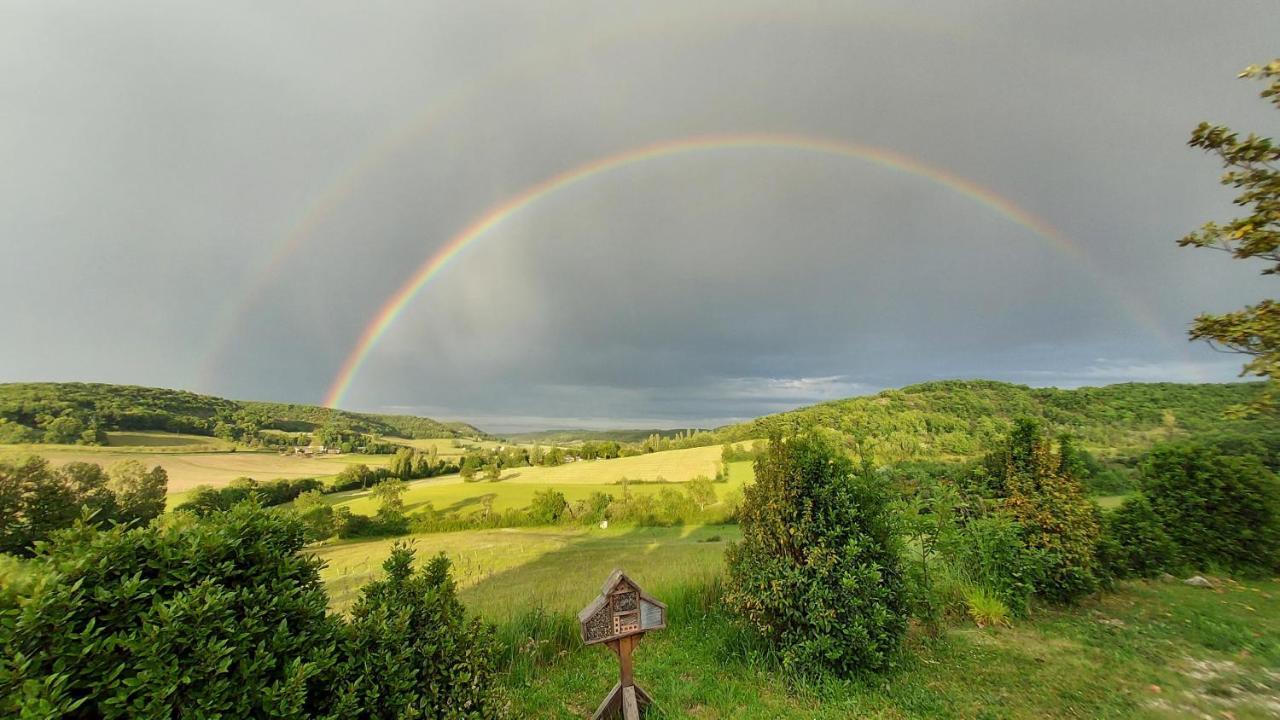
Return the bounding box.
[714,380,1270,459]
[504,427,709,444]
[0,382,485,445]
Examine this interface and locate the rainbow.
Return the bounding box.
[322,132,1180,409]
[195,7,963,393]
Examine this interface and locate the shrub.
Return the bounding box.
[0,507,502,718]
[332,546,499,718]
[724,430,907,676]
[994,420,1101,603]
[1142,443,1280,574]
[1097,493,1178,579]
[0,505,342,718]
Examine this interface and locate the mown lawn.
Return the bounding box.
[501,576,1280,719]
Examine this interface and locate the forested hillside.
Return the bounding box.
[505,427,708,444]
[0,382,484,445]
[712,380,1272,460]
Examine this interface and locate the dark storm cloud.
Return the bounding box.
[1,1,1275,429]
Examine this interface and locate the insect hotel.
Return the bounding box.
[578,570,667,719]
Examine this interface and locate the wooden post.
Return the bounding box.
[619,635,634,689]
[579,570,667,720]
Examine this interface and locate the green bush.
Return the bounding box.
[0,505,341,718]
[1097,493,1178,579]
[529,488,568,524]
[724,430,907,676]
[1142,443,1280,574]
[995,420,1101,603]
[333,546,498,718]
[0,506,502,718]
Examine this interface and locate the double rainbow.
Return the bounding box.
[321,132,1172,409]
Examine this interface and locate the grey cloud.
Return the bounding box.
[1,1,1275,429]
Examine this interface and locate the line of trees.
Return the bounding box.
[0,457,167,556]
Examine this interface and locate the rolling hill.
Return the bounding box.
[0,382,486,444]
[710,379,1272,459]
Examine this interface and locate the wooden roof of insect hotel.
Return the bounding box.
[577,569,667,646]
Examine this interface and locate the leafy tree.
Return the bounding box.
[58,462,117,523]
[655,487,692,525]
[459,454,482,481]
[724,430,907,676]
[107,460,167,526]
[388,448,416,480]
[41,415,84,444]
[485,462,501,482]
[529,489,568,524]
[370,478,407,515]
[333,463,374,491]
[1141,442,1280,574]
[1180,60,1280,412]
[994,420,1100,603]
[685,475,717,510]
[0,457,77,556]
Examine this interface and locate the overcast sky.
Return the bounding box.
[2,1,1276,432]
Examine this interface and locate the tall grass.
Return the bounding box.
[493,572,733,681]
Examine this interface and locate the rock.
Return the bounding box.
[1159,572,1177,583]
[1184,575,1214,588]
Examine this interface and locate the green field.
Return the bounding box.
[318,447,749,517]
[314,523,738,614]
[0,440,392,493]
[312,520,1280,719]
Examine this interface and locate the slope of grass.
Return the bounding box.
[502,576,1280,719]
[103,431,238,450]
[318,450,750,518]
[314,523,739,614]
[315,519,1280,718]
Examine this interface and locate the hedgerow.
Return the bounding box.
[0,505,500,718]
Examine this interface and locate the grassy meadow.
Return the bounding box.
[317,446,745,517]
[501,575,1280,719]
[0,433,394,494]
[314,523,738,614]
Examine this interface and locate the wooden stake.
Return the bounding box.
[622,687,640,720]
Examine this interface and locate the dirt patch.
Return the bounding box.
[1145,656,1280,718]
